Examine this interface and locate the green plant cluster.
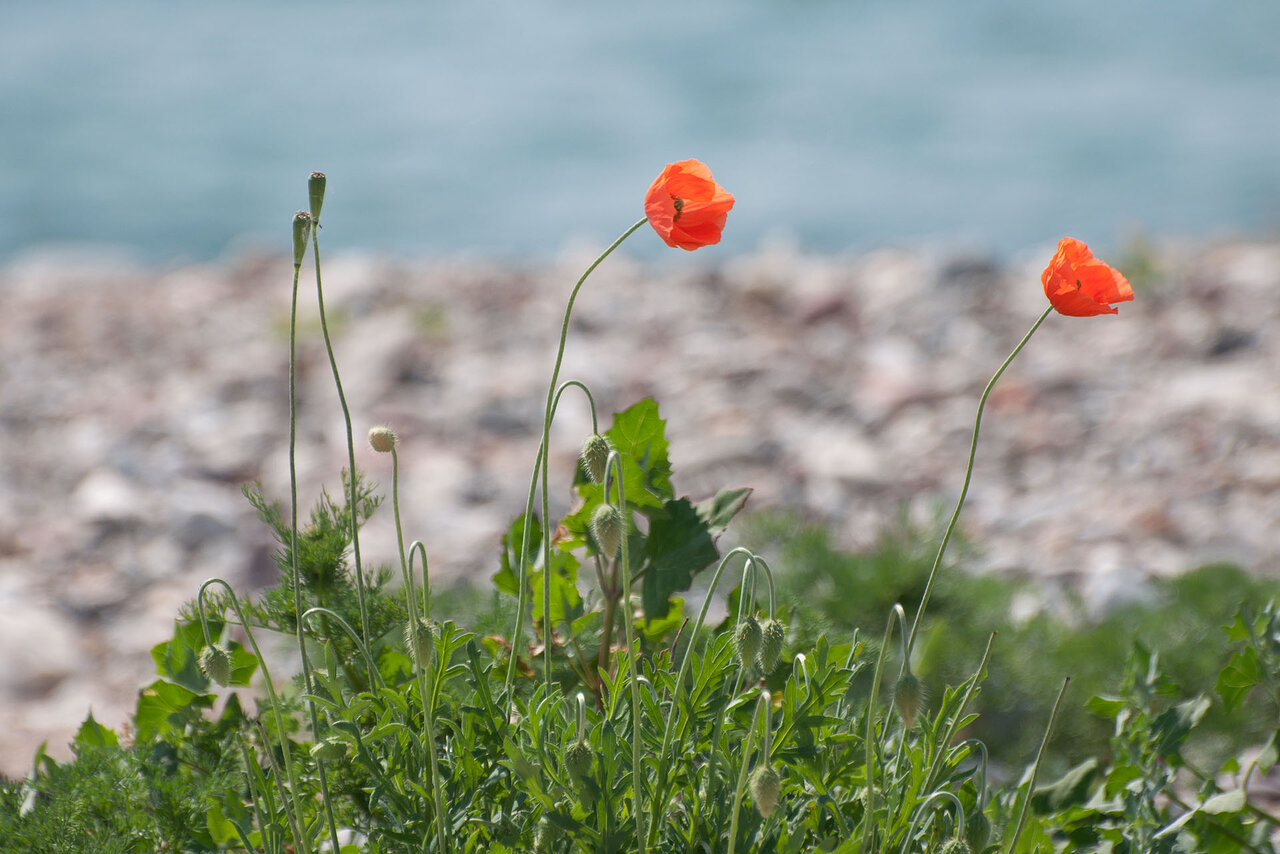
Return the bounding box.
[4,173,1276,854]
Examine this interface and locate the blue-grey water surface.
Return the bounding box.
[4,1,1280,262]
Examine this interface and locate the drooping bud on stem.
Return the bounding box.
[758,619,786,672]
[199,643,233,687]
[734,616,762,670]
[368,426,398,453]
[292,211,312,267]
[580,434,610,483]
[404,616,435,666]
[590,503,623,559]
[749,764,781,818]
[893,671,926,729]
[308,171,326,222]
[310,737,349,763]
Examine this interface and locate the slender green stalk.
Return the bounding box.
[727,691,767,854]
[861,603,907,854]
[901,791,965,854]
[921,632,996,795]
[906,306,1052,658]
[648,547,757,846]
[1005,677,1070,854]
[383,448,449,854]
[310,223,371,641]
[603,451,647,853]
[197,579,307,854]
[503,218,648,705]
[300,607,384,691]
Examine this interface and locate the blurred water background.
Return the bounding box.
[3,0,1280,264]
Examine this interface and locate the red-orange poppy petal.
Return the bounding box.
[1041,237,1134,317]
[645,159,734,251]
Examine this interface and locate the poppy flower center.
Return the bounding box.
[671,196,684,222]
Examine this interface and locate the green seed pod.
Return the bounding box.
[965,810,992,853]
[939,838,972,854]
[893,671,926,728]
[564,739,593,780]
[198,644,233,687]
[748,764,781,819]
[291,211,312,266]
[590,503,623,559]
[580,434,611,483]
[758,619,786,672]
[368,426,397,453]
[308,171,327,222]
[733,616,763,669]
[404,616,435,666]
[310,737,348,763]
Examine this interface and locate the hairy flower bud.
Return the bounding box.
[199,643,233,687]
[368,426,397,453]
[749,764,781,818]
[734,616,763,669]
[580,434,611,484]
[564,739,593,780]
[758,619,786,672]
[893,672,927,729]
[404,617,435,666]
[292,211,312,266]
[533,817,558,853]
[310,737,348,763]
[590,503,623,559]
[308,171,327,222]
[965,810,992,853]
[939,838,972,854]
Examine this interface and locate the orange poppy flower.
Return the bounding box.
[644,159,735,250]
[1041,237,1134,317]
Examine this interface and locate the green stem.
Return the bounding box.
[727,691,766,854]
[921,633,996,795]
[907,306,1052,658]
[861,603,907,854]
[310,225,371,642]
[901,791,965,854]
[503,217,648,706]
[1005,677,1070,854]
[197,579,308,854]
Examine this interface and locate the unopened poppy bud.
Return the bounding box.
[310,737,348,763]
[893,672,926,729]
[939,838,972,854]
[404,616,435,665]
[368,426,397,453]
[965,811,991,853]
[748,764,781,818]
[292,211,312,266]
[564,739,593,780]
[590,503,623,559]
[199,644,233,687]
[533,817,558,853]
[308,171,326,222]
[580,434,610,484]
[734,616,762,669]
[758,619,786,672]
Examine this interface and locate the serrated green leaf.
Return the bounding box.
[694,487,752,536]
[1086,695,1126,718]
[72,711,118,749]
[638,597,684,641]
[641,497,719,622]
[1216,646,1261,713]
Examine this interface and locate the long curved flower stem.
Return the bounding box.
[387,450,449,854]
[1005,677,1070,854]
[906,306,1052,659]
[921,632,996,795]
[197,579,309,854]
[292,232,346,854]
[901,791,965,854]
[310,224,371,641]
[503,218,648,707]
[860,603,907,854]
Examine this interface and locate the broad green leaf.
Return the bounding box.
[1032,758,1098,811]
[134,678,213,741]
[1086,694,1125,718]
[530,550,583,626]
[641,497,719,622]
[72,711,118,749]
[605,398,672,507]
[494,512,541,596]
[638,597,684,641]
